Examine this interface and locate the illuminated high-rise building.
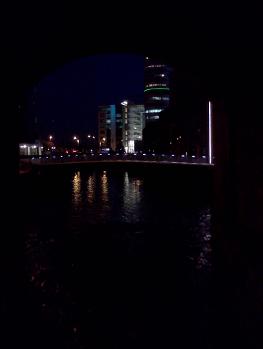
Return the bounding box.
[98,105,116,150]
[121,101,145,153]
[144,56,171,123]
[98,102,144,153]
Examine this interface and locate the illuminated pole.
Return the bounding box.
[208,101,213,164]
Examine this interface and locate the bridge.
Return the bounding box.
[26,153,214,168]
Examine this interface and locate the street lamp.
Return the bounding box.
[49,135,53,141]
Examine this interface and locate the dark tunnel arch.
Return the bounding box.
[3,5,263,348]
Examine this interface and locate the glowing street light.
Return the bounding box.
[73,136,77,140]
[49,135,53,141]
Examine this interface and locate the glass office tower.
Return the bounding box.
[144,56,171,123]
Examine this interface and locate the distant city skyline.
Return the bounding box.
[24,54,145,143]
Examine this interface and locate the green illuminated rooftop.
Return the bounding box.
[144,87,170,92]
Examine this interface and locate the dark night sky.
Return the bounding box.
[26,54,144,142]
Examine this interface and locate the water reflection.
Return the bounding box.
[23,168,213,348]
[100,170,109,204]
[187,208,212,272]
[196,208,212,271]
[72,171,81,208]
[122,172,143,222]
[87,174,95,205]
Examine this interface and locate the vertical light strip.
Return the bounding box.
[208,101,213,164]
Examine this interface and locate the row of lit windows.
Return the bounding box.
[150,96,170,101]
[145,65,165,68]
[145,109,163,113]
[146,115,160,120]
[145,83,167,88]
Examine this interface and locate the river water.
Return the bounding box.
[19,166,213,348]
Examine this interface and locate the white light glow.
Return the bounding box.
[208,101,213,164]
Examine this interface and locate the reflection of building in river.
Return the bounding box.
[72,171,81,208]
[87,174,95,205]
[100,170,109,204]
[122,172,143,222]
[195,208,212,271]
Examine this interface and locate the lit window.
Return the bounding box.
[146,83,167,88]
[145,109,163,113]
[145,65,165,68]
[128,140,134,153]
[148,96,170,101]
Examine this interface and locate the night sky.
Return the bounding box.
[26,54,144,142]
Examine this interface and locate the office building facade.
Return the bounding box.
[98,102,144,153]
[144,56,171,123]
[98,105,116,151]
[121,101,145,153]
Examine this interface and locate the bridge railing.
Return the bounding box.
[29,153,210,165]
